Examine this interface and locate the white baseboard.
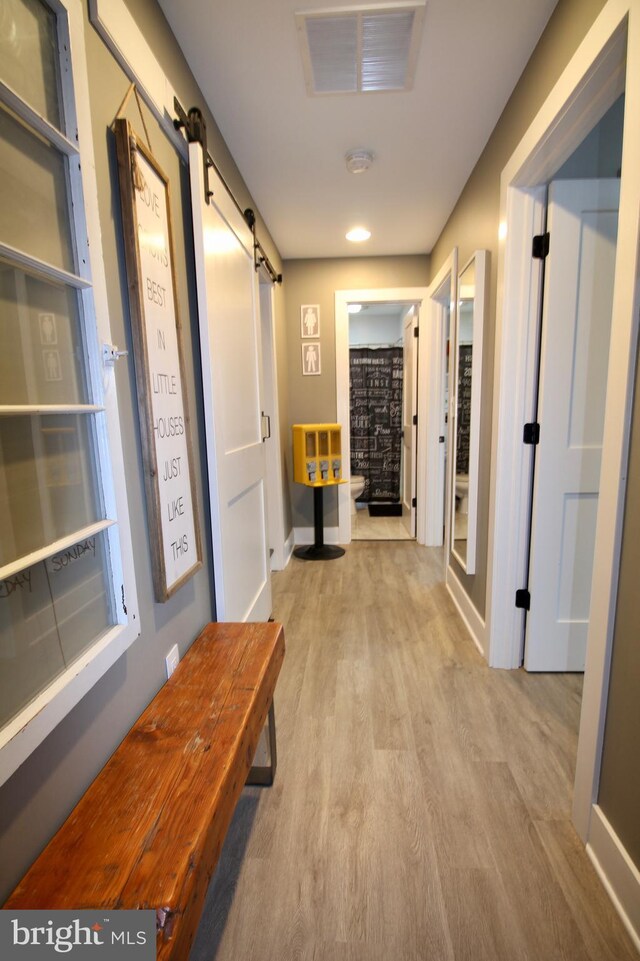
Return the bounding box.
[586,804,640,952]
[446,563,487,659]
[283,529,295,567]
[294,525,340,546]
[270,529,295,572]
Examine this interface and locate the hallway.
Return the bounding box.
[192,542,636,961]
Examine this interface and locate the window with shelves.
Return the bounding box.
[0,0,139,784]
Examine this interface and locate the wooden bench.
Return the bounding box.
[5,620,285,961]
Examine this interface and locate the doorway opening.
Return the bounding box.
[348,302,416,541]
[335,286,429,545]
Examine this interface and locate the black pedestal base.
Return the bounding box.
[294,544,345,561]
[294,485,345,561]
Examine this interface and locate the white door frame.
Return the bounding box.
[335,287,429,544]
[401,305,419,537]
[258,271,287,571]
[423,251,458,550]
[485,0,640,842]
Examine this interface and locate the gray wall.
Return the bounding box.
[0,0,280,901]
[428,0,608,617]
[426,0,638,875]
[597,344,640,871]
[283,256,429,528]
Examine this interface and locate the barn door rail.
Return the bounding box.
[173,98,282,285]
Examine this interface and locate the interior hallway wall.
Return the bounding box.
[123,0,291,543]
[0,0,283,901]
[597,342,640,872]
[282,256,429,529]
[428,0,608,618]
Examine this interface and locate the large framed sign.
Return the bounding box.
[115,118,202,601]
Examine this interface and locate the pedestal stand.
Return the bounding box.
[294,486,345,561]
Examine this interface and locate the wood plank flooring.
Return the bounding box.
[351,506,412,540]
[190,542,637,961]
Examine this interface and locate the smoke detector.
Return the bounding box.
[345,149,374,174]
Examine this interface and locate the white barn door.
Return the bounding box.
[189,143,272,621]
[525,178,619,671]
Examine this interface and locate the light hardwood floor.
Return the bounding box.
[351,506,413,540]
[191,542,637,961]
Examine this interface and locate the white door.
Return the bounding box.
[189,143,272,621]
[525,178,619,671]
[401,307,418,536]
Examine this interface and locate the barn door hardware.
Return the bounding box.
[173,100,212,205]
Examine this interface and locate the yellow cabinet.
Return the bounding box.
[292,423,346,486]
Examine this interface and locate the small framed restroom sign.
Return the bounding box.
[302,342,321,375]
[115,118,202,601]
[301,304,320,338]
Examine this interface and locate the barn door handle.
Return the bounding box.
[261,412,271,441]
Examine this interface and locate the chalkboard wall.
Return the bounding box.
[349,347,403,502]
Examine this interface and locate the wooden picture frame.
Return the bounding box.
[115,118,202,601]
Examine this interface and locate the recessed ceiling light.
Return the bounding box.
[348,304,362,313]
[346,227,371,242]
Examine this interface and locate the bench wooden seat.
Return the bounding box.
[5,621,285,961]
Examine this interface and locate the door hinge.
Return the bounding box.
[413,327,419,338]
[523,422,540,445]
[412,414,418,426]
[515,589,530,611]
[532,232,550,259]
[412,497,417,508]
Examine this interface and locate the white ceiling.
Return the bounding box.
[157,0,559,260]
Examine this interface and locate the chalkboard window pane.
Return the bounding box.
[0,414,101,568]
[0,0,62,129]
[0,105,74,271]
[0,262,88,405]
[0,530,112,728]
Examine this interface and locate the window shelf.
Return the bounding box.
[0,242,92,290]
[0,405,105,416]
[0,79,80,157]
[0,519,115,583]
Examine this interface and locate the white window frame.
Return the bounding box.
[0,0,139,786]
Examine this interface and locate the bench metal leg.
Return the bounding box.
[247,700,277,786]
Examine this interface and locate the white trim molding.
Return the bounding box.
[446,563,487,659]
[587,805,640,952]
[283,529,295,568]
[422,251,458,549]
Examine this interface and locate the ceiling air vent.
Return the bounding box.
[296,2,426,96]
